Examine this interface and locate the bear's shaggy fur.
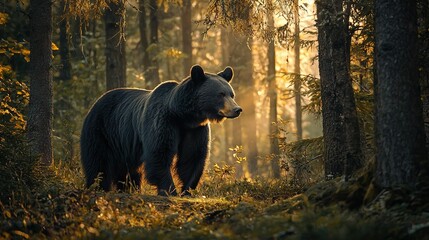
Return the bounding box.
[80,65,241,195]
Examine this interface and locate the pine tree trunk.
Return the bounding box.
[227,30,244,178]
[267,5,280,178]
[375,0,427,188]
[59,0,71,81]
[418,0,429,163]
[104,0,126,90]
[58,0,74,162]
[221,27,232,164]
[71,18,84,61]
[241,39,258,177]
[148,0,161,86]
[293,0,302,141]
[341,0,363,180]
[181,0,192,76]
[139,0,151,83]
[28,0,53,165]
[316,0,362,179]
[316,0,347,179]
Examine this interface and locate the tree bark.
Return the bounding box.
[71,17,84,61]
[316,0,347,179]
[148,0,161,86]
[267,6,280,179]
[293,0,302,141]
[241,38,258,177]
[104,0,126,90]
[28,0,53,165]
[59,0,71,81]
[417,0,429,163]
[375,0,427,188]
[233,5,259,178]
[181,0,192,76]
[340,0,363,180]
[316,0,362,180]
[58,0,74,162]
[221,27,232,164]
[139,0,151,83]
[227,30,244,178]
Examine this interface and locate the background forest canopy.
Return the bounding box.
[2,0,327,181]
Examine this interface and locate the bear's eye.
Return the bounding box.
[231,93,235,98]
[219,92,226,98]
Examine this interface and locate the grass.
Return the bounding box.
[0,160,428,239]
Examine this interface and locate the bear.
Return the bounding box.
[80,65,242,196]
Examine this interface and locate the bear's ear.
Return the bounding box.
[191,65,205,82]
[218,66,234,82]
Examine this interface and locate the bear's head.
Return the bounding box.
[189,65,242,124]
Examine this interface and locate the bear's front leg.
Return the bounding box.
[144,150,177,196]
[177,126,209,196]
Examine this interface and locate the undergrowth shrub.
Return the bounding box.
[0,65,36,203]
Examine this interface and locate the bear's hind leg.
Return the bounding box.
[81,135,115,191]
[99,161,114,191]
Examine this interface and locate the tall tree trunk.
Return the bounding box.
[375,0,427,188]
[58,0,74,161]
[341,0,363,180]
[316,0,362,180]
[28,0,53,165]
[181,0,192,76]
[267,5,280,179]
[71,18,84,61]
[227,30,244,178]
[418,0,429,163]
[241,38,258,177]
[104,0,126,90]
[139,0,151,83]
[232,5,259,178]
[148,0,161,86]
[59,0,71,81]
[221,27,232,164]
[317,0,347,179]
[293,0,302,141]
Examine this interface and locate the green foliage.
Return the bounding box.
[0,66,28,137]
[204,0,258,35]
[52,77,104,162]
[51,17,105,162]
[198,176,302,201]
[0,39,30,62]
[0,8,30,202]
[283,137,324,187]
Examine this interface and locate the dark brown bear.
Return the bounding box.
[80,65,241,196]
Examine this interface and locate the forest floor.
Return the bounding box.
[1,163,429,240]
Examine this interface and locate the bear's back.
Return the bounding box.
[149,81,179,101]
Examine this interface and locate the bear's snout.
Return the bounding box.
[219,106,242,119]
[233,106,242,116]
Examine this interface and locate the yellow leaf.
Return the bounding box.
[51,43,59,51]
[13,230,29,239]
[21,49,30,56]
[4,210,11,218]
[0,109,9,114]
[0,12,8,25]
